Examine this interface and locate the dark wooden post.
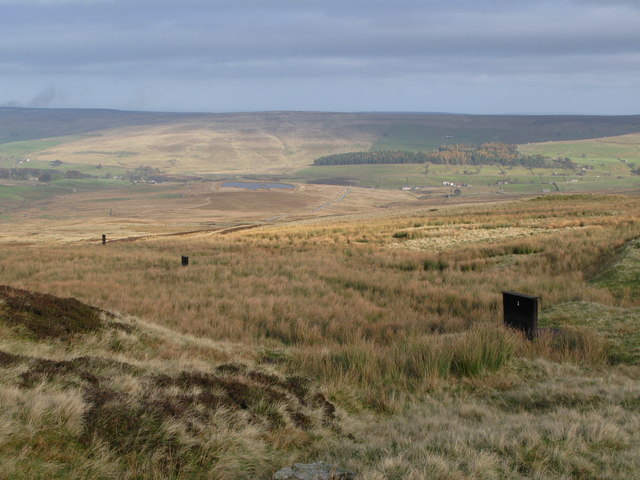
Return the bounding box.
[503,291,539,339]
[181,255,189,266]
[102,234,106,245]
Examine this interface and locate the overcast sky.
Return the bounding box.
[1,0,639,114]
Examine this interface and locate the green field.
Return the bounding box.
[0,178,125,204]
[295,129,640,194]
[519,133,640,171]
[293,161,640,194]
[0,158,131,178]
[0,135,93,157]
[294,163,426,188]
[295,163,500,189]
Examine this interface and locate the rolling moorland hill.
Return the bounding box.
[1,108,640,175]
[0,107,202,143]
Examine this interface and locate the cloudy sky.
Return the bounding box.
[1,0,639,114]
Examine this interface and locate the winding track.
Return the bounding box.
[312,186,351,212]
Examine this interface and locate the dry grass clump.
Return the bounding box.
[289,325,520,403]
[528,327,612,366]
[0,289,341,479]
[0,359,335,479]
[316,366,640,479]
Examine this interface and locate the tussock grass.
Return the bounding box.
[1,194,640,478]
[529,327,611,366]
[0,298,338,479]
[285,324,524,415]
[317,371,640,479]
[3,197,638,347]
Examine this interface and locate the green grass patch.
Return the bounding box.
[51,178,124,190]
[293,162,630,192]
[0,135,90,157]
[594,238,640,294]
[0,159,131,181]
[294,163,427,188]
[0,179,127,204]
[542,302,640,364]
[519,134,640,175]
[0,184,68,202]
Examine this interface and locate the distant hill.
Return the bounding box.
[1,108,639,174]
[371,114,640,151]
[0,107,204,144]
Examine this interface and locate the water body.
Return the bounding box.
[222,181,295,190]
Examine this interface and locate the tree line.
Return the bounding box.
[313,143,577,169]
[0,167,96,182]
[313,150,431,166]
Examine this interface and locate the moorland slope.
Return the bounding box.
[2,109,640,175]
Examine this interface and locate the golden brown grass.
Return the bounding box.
[0,181,417,244]
[1,193,639,478]
[316,361,640,479]
[4,195,637,341]
[28,113,383,175]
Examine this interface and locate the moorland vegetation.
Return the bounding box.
[1,108,640,478]
[1,193,639,479]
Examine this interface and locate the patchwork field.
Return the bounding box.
[1,109,639,206]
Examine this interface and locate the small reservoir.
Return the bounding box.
[222,181,295,190]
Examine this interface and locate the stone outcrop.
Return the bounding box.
[273,462,355,480]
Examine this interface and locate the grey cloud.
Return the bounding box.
[1,0,639,113]
[3,1,639,64]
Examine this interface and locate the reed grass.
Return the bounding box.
[1,193,639,478]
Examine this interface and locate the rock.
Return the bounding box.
[273,462,355,480]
